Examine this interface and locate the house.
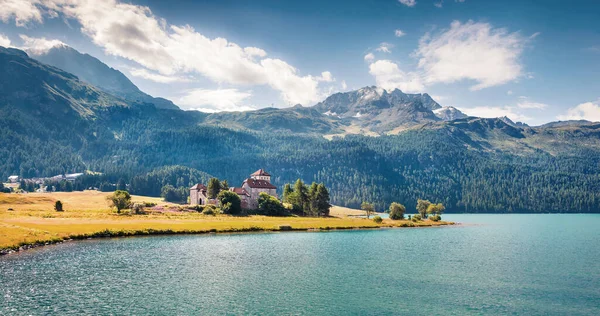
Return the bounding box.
[189,169,278,209]
[239,169,277,209]
[8,175,19,183]
[189,184,208,205]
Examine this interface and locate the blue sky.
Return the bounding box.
[0,0,599,125]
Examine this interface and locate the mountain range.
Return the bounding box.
[1,45,599,213]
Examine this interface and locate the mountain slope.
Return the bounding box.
[0,47,128,121]
[32,45,179,110]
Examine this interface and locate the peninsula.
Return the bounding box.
[0,191,453,254]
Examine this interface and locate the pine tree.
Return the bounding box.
[207,178,221,199]
[308,182,319,216]
[282,183,293,203]
[315,183,331,217]
[293,179,309,216]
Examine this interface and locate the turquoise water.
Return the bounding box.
[1,214,600,315]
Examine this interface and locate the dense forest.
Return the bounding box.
[4,105,600,213]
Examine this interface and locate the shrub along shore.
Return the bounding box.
[0,192,454,255]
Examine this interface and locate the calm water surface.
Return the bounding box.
[1,214,599,315]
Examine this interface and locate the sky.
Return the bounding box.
[0,0,599,125]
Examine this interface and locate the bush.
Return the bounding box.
[143,202,157,207]
[54,200,63,212]
[372,215,383,223]
[217,190,242,215]
[388,202,406,220]
[202,205,218,216]
[131,203,146,214]
[258,192,287,216]
[429,215,441,222]
[189,205,204,212]
[412,214,422,222]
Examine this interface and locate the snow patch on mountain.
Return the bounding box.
[434,106,467,121]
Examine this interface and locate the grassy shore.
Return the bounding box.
[0,191,453,253]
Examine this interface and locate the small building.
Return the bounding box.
[8,175,19,183]
[189,184,208,205]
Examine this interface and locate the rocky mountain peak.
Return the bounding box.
[433,106,468,121]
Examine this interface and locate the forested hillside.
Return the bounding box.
[2,47,600,213]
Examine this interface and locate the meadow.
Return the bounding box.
[0,191,453,252]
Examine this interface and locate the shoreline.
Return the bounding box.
[0,221,455,256]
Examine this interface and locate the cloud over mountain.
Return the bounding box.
[178,88,255,113]
[368,60,425,93]
[0,33,11,47]
[5,0,332,106]
[557,101,600,122]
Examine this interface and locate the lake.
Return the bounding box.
[1,214,599,315]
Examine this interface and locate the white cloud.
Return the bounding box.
[317,71,334,82]
[458,106,531,123]
[19,0,329,106]
[177,88,255,112]
[364,53,375,62]
[0,33,11,47]
[557,101,600,122]
[376,42,393,53]
[243,46,267,58]
[507,90,513,95]
[129,68,192,83]
[341,80,347,90]
[430,95,448,101]
[394,29,406,37]
[415,20,526,90]
[398,0,416,7]
[0,0,43,27]
[19,34,65,55]
[516,98,548,109]
[434,1,443,8]
[368,60,425,93]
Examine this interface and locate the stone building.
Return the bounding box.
[189,183,208,205]
[240,169,277,209]
[189,169,277,210]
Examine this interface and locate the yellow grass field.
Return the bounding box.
[0,191,453,251]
